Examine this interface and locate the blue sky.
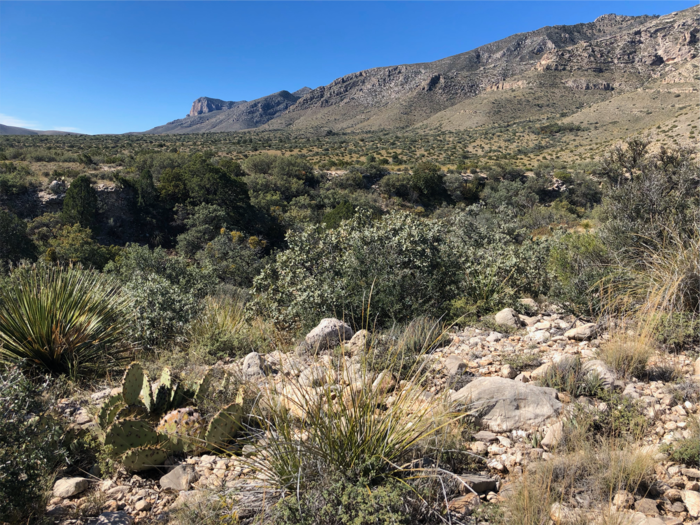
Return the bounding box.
[0,1,694,135]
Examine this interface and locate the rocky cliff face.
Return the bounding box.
[141,6,698,134]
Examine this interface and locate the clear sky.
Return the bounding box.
[0,1,694,135]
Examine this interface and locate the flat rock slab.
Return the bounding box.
[90,512,134,525]
[458,474,497,494]
[452,377,562,432]
[472,430,498,443]
[682,490,700,518]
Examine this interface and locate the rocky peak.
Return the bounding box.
[188,97,243,117]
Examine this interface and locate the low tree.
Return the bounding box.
[61,175,98,228]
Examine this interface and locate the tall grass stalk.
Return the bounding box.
[0,264,132,378]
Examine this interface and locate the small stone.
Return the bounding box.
[160,465,198,492]
[564,323,597,340]
[94,511,134,525]
[529,330,551,343]
[470,441,488,454]
[634,498,659,516]
[445,355,467,376]
[695,357,700,377]
[487,332,504,343]
[473,430,498,443]
[683,468,700,479]
[500,364,516,379]
[613,490,634,509]
[541,421,563,449]
[305,318,354,352]
[447,493,480,515]
[134,499,151,512]
[242,352,266,377]
[53,477,89,498]
[495,308,521,328]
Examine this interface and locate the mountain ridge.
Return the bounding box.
[0,124,81,136]
[137,6,697,135]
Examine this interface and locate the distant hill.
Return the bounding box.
[0,124,81,136]
[140,6,698,135]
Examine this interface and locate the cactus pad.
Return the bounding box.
[194,368,214,404]
[122,362,144,405]
[97,394,124,429]
[121,446,169,473]
[156,407,206,453]
[140,370,154,413]
[204,401,242,449]
[104,419,159,456]
[114,404,146,421]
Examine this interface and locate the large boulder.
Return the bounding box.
[53,477,89,498]
[494,308,521,328]
[305,318,354,352]
[451,377,562,432]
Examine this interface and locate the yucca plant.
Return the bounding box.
[243,329,467,497]
[0,264,133,378]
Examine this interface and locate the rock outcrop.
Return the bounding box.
[451,376,563,432]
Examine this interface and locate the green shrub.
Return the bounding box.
[548,232,613,316]
[61,174,98,228]
[662,417,699,465]
[0,161,35,195]
[195,230,264,288]
[411,161,444,199]
[105,244,216,347]
[0,265,132,377]
[0,369,67,523]
[379,172,415,199]
[322,201,355,229]
[176,204,230,257]
[43,224,120,270]
[0,208,36,269]
[250,210,460,329]
[447,206,551,319]
[271,474,410,525]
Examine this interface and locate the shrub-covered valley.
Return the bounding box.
[1,92,699,525]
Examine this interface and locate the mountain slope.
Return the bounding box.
[142,6,698,135]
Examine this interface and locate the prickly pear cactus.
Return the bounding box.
[104,419,159,456]
[156,407,207,453]
[97,394,124,430]
[122,362,144,405]
[121,446,169,473]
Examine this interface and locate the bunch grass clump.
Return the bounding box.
[0,264,133,378]
[597,330,655,380]
[503,440,656,525]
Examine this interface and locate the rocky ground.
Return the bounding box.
[46,306,700,525]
